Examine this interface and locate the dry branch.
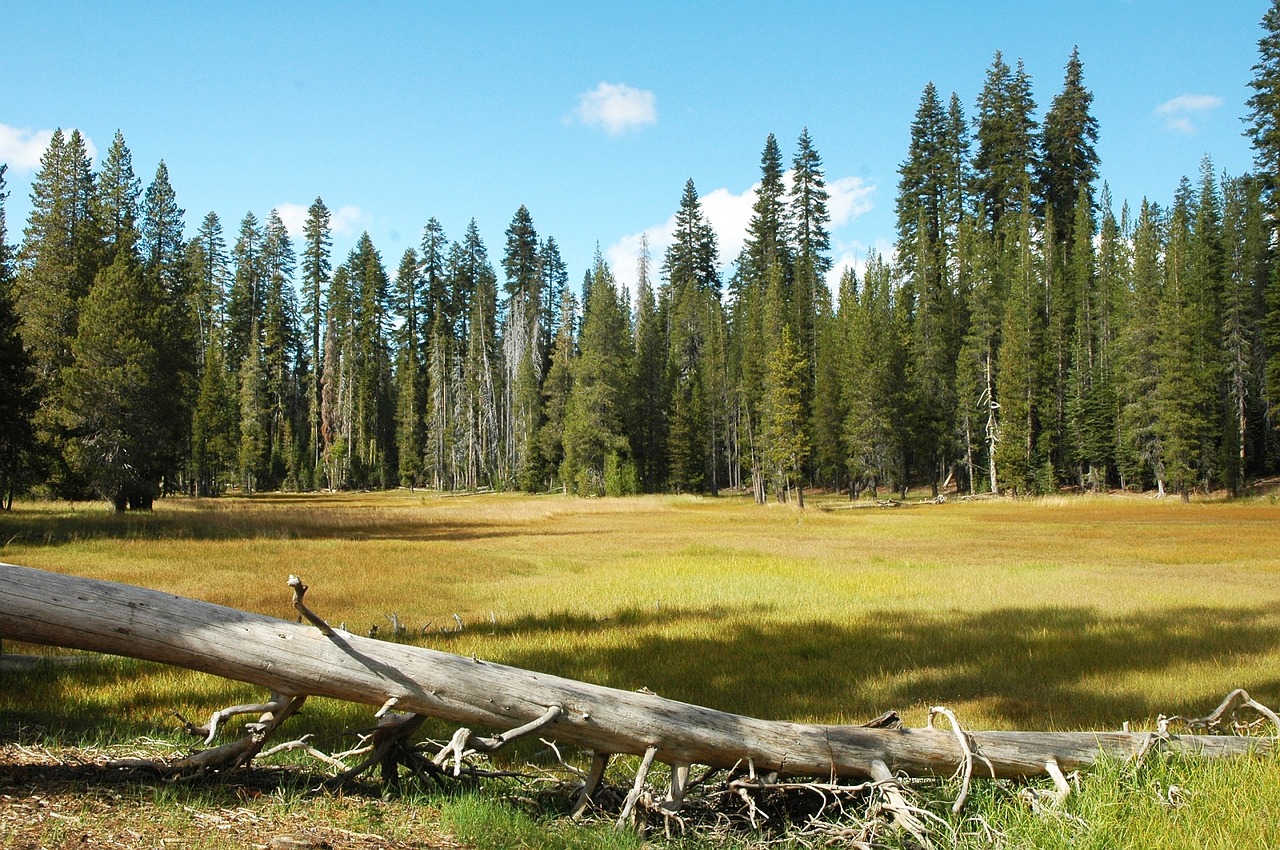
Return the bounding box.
[0,562,1271,794]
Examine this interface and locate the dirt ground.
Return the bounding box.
[0,743,466,850]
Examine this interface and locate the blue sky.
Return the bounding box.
[0,1,1267,295]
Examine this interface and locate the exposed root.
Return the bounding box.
[617,745,658,827]
[1165,688,1280,738]
[570,751,611,819]
[928,704,993,814]
[869,758,948,848]
[108,693,306,778]
[83,687,1279,849]
[1021,758,1074,811]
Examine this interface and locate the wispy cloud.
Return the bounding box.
[607,173,876,296]
[1154,94,1223,134]
[575,82,657,136]
[0,123,97,172]
[275,202,367,238]
[330,205,365,235]
[828,176,875,227]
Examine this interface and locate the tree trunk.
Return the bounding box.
[0,562,1266,782]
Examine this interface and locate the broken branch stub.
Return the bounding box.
[0,562,1270,785]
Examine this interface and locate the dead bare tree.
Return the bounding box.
[0,561,1273,825]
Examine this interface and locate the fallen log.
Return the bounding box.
[0,562,1271,790]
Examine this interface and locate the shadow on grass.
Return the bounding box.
[4,604,1277,743]
[492,604,1280,731]
[432,602,776,642]
[0,505,580,548]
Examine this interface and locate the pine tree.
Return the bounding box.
[895,85,973,493]
[0,165,40,508]
[141,162,188,304]
[320,265,354,489]
[740,133,792,288]
[759,262,808,505]
[732,135,793,501]
[664,180,721,492]
[424,307,456,490]
[1188,162,1227,489]
[261,210,300,488]
[538,237,568,374]
[810,284,847,491]
[761,323,808,505]
[1039,48,1100,249]
[994,206,1042,494]
[393,247,425,487]
[1220,175,1270,488]
[1064,187,1113,487]
[94,130,141,263]
[789,128,832,421]
[630,235,667,491]
[60,251,183,510]
[897,84,951,284]
[1115,201,1164,491]
[419,218,449,332]
[16,129,102,497]
[729,256,767,500]
[537,287,577,491]
[1246,0,1280,211]
[226,212,264,370]
[943,94,973,257]
[973,53,1039,236]
[187,211,229,368]
[300,198,332,480]
[1095,189,1128,482]
[902,216,962,495]
[348,233,395,488]
[1154,183,1203,499]
[16,130,100,384]
[238,323,270,494]
[140,161,195,493]
[561,252,633,495]
[191,329,237,497]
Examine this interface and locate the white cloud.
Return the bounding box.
[0,123,97,172]
[331,204,365,235]
[608,172,876,295]
[1154,94,1223,134]
[274,202,309,237]
[274,202,367,238]
[828,176,875,227]
[576,82,657,136]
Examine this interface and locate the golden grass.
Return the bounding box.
[3,490,1278,735]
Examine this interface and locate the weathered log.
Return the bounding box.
[0,562,1269,783]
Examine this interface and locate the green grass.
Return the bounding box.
[2,489,1278,847]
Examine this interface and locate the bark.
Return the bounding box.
[0,562,1268,783]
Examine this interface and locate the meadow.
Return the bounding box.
[1,490,1278,848]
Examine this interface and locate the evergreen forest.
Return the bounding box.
[6,13,1280,511]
